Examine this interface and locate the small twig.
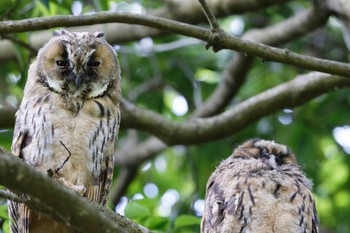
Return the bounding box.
[56,141,72,174]
[197,0,224,51]
[197,0,220,32]
[0,189,23,203]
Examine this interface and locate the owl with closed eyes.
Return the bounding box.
[8,30,121,233]
[201,139,318,233]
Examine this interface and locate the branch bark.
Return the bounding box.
[1,10,347,77]
[120,73,350,145]
[115,6,333,166]
[0,147,152,233]
[0,0,291,61]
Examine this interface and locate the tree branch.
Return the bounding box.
[0,0,291,61]
[0,190,22,203]
[115,6,333,167]
[1,10,346,77]
[197,0,220,32]
[0,147,153,233]
[121,73,350,145]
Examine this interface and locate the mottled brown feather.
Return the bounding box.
[201,139,318,233]
[8,30,121,233]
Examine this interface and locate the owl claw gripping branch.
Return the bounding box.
[8,30,121,233]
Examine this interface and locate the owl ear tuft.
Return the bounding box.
[94,32,105,38]
[53,30,69,37]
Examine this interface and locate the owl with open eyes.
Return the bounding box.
[201,139,319,233]
[8,30,121,233]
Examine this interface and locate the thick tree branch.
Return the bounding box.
[0,0,290,61]
[115,7,332,167]
[0,147,152,233]
[1,10,347,77]
[121,73,350,145]
[193,7,329,117]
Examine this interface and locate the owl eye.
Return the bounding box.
[56,60,68,66]
[88,61,101,67]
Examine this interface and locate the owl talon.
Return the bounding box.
[49,170,87,195]
[70,185,87,196]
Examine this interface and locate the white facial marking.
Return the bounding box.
[88,81,110,98]
[46,77,63,92]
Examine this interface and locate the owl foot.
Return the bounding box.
[56,176,87,196]
[47,169,87,195]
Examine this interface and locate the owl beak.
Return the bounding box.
[75,76,82,88]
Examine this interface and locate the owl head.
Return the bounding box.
[35,29,120,100]
[232,139,297,167]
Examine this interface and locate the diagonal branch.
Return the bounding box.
[116,6,332,166]
[197,0,220,32]
[0,147,152,233]
[0,0,291,61]
[120,73,350,145]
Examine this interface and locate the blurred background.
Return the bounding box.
[0,0,350,232]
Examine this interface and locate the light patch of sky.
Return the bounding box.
[230,17,245,36]
[193,199,205,216]
[172,95,188,116]
[155,156,167,173]
[132,193,144,201]
[135,37,154,56]
[278,109,293,125]
[115,196,128,215]
[141,162,152,172]
[333,126,350,154]
[158,189,180,216]
[6,95,18,107]
[143,183,159,198]
[8,73,20,84]
[72,1,83,16]
[110,1,143,13]
[129,3,143,13]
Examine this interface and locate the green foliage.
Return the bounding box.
[1,1,350,233]
[173,215,201,232]
[125,199,170,232]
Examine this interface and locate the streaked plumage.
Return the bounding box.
[201,139,318,233]
[9,30,121,233]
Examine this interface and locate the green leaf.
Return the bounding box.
[174,214,201,228]
[194,68,219,84]
[124,202,151,220]
[143,216,169,230]
[3,220,10,233]
[35,0,50,16]
[0,205,8,220]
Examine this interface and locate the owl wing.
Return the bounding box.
[201,169,243,233]
[9,119,33,233]
[85,108,119,205]
[85,154,114,205]
[312,200,319,233]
